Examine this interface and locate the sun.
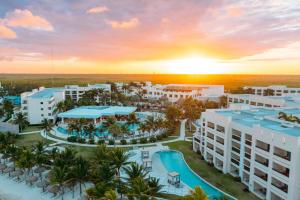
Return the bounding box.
[163,55,227,74]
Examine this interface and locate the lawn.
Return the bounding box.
[165,141,259,200]
[15,133,54,147]
[22,125,42,133]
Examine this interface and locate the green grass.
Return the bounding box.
[165,141,259,200]
[22,125,42,133]
[15,133,54,147]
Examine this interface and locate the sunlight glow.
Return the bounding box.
[162,56,227,74]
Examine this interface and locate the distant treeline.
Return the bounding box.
[1,74,300,95]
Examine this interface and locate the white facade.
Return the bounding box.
[193,107,300,200]
[21,87,65,124]
[228,94,300,108]
[64,84,111,101]
[244,85,300,96]
[144,84,224,102]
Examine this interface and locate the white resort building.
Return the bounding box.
[21,87,65,124]
[227,94,300,108]
[243,85,300,96]
[144,83,224,102]
[64,84,111,101]
[193,106,300,200]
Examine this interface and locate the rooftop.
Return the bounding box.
[29,88,64,99]
[57,106,137,119]
[216,108,300,137]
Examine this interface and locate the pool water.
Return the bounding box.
[158,151,227,199]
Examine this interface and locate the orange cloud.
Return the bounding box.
[5,9,53,31]
[87,6,109,14]
[106,17,139,29]
[0,24,17,39]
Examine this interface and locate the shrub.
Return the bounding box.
[149,136,157,143]
[120,139,127,145]
[234,177,241,182]
[77,138,86,143]
[67,136,77,142]
[131,139,137,144]
[97,139,105,145]
[161,132,168,138]
[108,139,115,145]
[156,135,163,140]
[139,138,148,144]
[88,139,95,144]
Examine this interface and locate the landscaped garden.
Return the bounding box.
[166,141,259,200]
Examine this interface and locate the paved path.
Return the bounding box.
[19,131,41,135]
[40,120,188,148]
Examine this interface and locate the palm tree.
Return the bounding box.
[111,148,129,177]
[13,112,29,132]
[147,177,163,197]
[84,123,96,139]
[70,156,89,195]
[127,113,139,126]
[78,118,88,138]
[124,163,149,180]
[3,100,14,118]
[6,144,20,169]
[17,149,35,176]
[34,142,47,180]
[103,189,117,200]
[181,186,209,200]
[86,181,114,199]
[67,122,79,137]
[41,119,54,135]
[50,166,69,200]
[55,101,66,113]
[145,116,156,135]
[108,124,123,140]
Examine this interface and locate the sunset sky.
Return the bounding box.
[0,0,299,74]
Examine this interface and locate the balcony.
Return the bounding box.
[216,137,224,145]
[244,165,250,172]
[232,146,240,154]
[216,125,225,133]
[254,168,268,182]
[231,158,240,166]
[253,182,267,199]
[232,135,241,142]
[272,177,288,193]
[256,140,270,152]
[206,143,214,151]
[207,122,215,129]
[273,146,291,161]
[244,152,251,160]
[273,162,289,177]
[255,154,269,167]
[245,140,252,146]
[207,132,214,140]
[216,148,224,156]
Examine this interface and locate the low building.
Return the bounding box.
[64,84,111,102]
[144,84,224,103]
[193,107,300,200]
[243,85,300,96]
[21,87,65,124]
[228,94,300,108]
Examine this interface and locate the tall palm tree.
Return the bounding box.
[108,124,123,140]
[67,122,79,137]
[41,119,54,135]
[78,118,88,138]
[17,149,35,176]
[84,123,96,140]
[181,186,209,200]
[55,101,66,113]
[70,156,89,195]
[111,148,129,177]
[14,112,29,132]
[50,166,69,200]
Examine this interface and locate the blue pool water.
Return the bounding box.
[158,151,228,199]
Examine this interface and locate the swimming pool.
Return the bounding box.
[157,151,232,199]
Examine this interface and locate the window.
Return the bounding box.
[216,125,225,133]
[48,107,52,110]
[207,122,215,129]
[41,108,44,111]
[48,113,51,116]
[41,114,44,117]
[40,102,43,104]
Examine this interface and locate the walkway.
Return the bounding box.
[40,120,188,148]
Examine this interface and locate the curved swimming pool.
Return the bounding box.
[157,150,231,199]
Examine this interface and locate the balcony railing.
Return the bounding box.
[216,139,224,145]
[245,140,252,146]
[255,172,268,181]
[274,152,291,161]
[272,182,288,193]
[255,158,269,167]
[244,165,250,172]
[232,147,240,154]
[245,152,251,159]
[231,158,239,166]
[232,135,241,142]
[273,167,290,177]
[256,144,270,152]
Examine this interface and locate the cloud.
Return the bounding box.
[87,6,109,14]
[4,9,53,31]
[106,18,139,29]
[0,24,17,39]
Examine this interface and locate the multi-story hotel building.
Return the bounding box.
[193,107,300,200]
[144,83,224,103]
[228,94,300,108]
[21,87,65,124]
[64,84,111,102]
[243,85,300,96]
